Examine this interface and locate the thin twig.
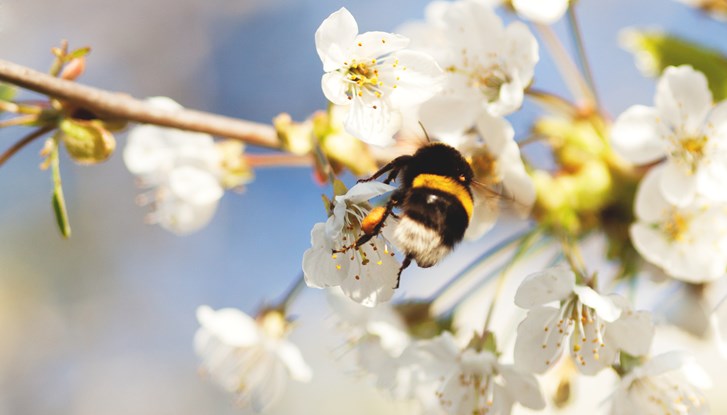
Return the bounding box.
[567,6,601,109]
[0,114,39,129]
[535,24,595,108]
[246,153,313,168]
[0,126,54,168]
[0,59,280,149]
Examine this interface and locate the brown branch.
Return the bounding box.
[0,126,54,169]
[0,59,280,149]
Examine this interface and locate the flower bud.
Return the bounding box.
[58,118,115,164]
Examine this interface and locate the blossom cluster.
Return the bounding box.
[106,0,727,413]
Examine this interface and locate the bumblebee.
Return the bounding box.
[356,142,474,287]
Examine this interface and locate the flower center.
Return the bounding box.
[469,149,500,186]
[344,60,384,100]
[661,210,691,242]
[471,65,510,103]
[672,135,709,174]
[259,310,288,339]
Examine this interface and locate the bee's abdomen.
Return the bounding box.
[394,187,470,267]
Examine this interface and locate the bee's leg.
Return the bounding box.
[357,155,412,184]
[355,196,399,248]
[395,256,413,289]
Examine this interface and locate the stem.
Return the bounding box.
[430,228,535,316]
[0,126,54,168]
[481,229,541,334]
[0,114,40,128]
[567,6,601,109]
[534,24,595,107]
[0,101,43,114]
[246,153,312,168]
[525,88,579,118]
[559,233,587,283]
[275,273,307,311]
[0,59,280,149]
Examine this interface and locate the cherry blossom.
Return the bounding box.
[302,182,400,307]
[611,65,727,206]
[194,306,312,412]
[514,266,654,375]
[123,97,224,234]
[630,165,727,282]
[611,351,710,414]
[403,0,538,137]
[315,7,443,146]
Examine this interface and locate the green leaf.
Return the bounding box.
[49,138,71,238]
[621,29,727,100]
[66,46,91,60]
[0,83,17,102]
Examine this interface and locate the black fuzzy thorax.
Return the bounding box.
[399,143,474,193]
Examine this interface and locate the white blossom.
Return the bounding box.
[611,351,710,415]
[315,7,443,146]
[302,182,400,307]
[611,65,727,206]
[403,0,538,137]
[123,97,224,234]
[194,306,312,412]
[630,165,727,283]
[439,114,535,240]
[410,332,545,415]
[514,266,654,375]
[512,0,570,24]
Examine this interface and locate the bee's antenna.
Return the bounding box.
[418,121,432,143]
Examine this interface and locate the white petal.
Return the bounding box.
[344,99,400,146]
[196,305,260,347]
[514,307,569,373]
[503,21,539,84]
[639,350,692,377]
[387,50,444,108]
[342,181,396,203]
[463,190,498,241]
[321,72,352,106]
[155,191,219,235]
[354,31,409,59]
[697,155,727,201]
[418,91,481,137]
[302,223,349,288]
[633,165,670,223]
[123,124,175,179]
[574,286,622,322]
[498,365,546,410]
[569,316,614,375]
[513,0,569,24]
[168,166,223,206]
[610,105,666,164]
[250,357,288,413]
[630,223,671,269]
[339,240,400,307]
[655,65,712,135]
[659,159,697,207]
[499,139,536,213]
[476,112,515,157]
[276,341,313,382]
[606,308,654,356]
[487,78,524,117]
[315,7,358,72]
[514,266,575,309]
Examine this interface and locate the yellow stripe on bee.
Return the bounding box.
[412,174,473,219]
